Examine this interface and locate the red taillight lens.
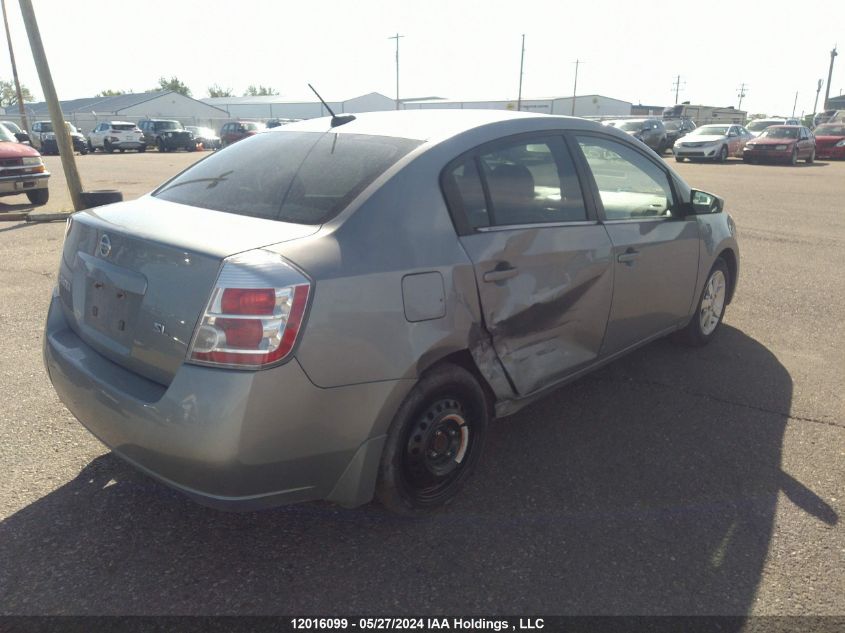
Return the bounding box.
[221,288,275,315]
[187,250,311,369]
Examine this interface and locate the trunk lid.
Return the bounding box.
[58,196,318,385]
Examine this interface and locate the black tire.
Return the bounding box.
[789,147,798,165]
[87,140,94,153]
[376,364,489,516]
[81,189,123,208]
[676,258,730,347]
[186,143,196,152]
[26,188,49,206]
[157,138,166,152]
[805,148,815,164]
[718,145,728,162]
[675,156,684,163]
[138,145,146,153]
[104,139,114,154]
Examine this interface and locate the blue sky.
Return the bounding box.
[3,0,843,117]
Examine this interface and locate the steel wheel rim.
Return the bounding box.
[699,270,726,335]
[402,398,473,502]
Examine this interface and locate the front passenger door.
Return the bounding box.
[574,134,700,355]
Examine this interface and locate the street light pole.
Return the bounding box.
[823,46,838,110]
[1,0,27,132]
[18,0,84,211]
[388,33,404,110]
[517,34,525,112]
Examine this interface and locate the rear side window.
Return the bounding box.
[154,131,421,224]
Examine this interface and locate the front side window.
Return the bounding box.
[576,136,674,220]
[154,131,420,224]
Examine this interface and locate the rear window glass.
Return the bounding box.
[153,131,421,224]
[111,123,135,131]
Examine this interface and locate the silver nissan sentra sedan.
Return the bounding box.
[43,110,739,515]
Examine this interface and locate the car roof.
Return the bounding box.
[276,109,605,142]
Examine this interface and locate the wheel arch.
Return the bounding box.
[717,247,738,304]
[417,349,498,420]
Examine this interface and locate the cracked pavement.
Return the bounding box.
[0,154,842,616]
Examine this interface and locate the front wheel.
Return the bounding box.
[789,148,798,165]
[157,139,166,152]
[26,188,49,206]
[718,145,728,162]
[376,364,489,516]
[805,149,815,164]
[138,145,147,153]
[676,258,730,347]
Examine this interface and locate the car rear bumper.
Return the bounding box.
[113,140,145,149]
[43,292,411,510]
[0,171,49,194]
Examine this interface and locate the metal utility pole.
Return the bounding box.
[1,0,27,132]
[791,91,798,118]
[737,83,749,110]
[812,79,824,121]
[516,34,525,112]
[823,46,838,110]
[571,59,582,116]
[18,0,83,210]
[671,75,685,104]
[388,33,404,110]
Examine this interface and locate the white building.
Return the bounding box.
[6,90,230,133]
[201,92,396,120]
[402,94,632,117]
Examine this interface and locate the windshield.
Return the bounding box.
[691,126,729,136]
[154,131,421,224]
[0,123,18,143]
[617,121,645,131]
[814,124,845,135]
[155,121,182,130]
[747,120,782,132]
[664,121,682,131]
[760,127,799,139]
[1,121,21,133]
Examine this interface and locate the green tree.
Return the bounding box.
[157,76,191,97]
[96,89,126,97]
[207,84,233,98]
[0,79,34,107]
[243,84,278,97]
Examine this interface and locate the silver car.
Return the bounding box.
[43,110,740,515]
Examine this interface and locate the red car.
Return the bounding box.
[812,123,845,159]
[0,122,49,206]
[742,125,816,165]
[219,121,265,147]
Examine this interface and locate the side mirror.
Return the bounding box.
[690,190,724,215]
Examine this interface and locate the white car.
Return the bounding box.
[87,121,146,153]
[673,124,754,162]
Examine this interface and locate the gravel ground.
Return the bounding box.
[0,152,842,616]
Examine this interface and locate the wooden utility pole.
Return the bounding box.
[1,0,27,132]
[571,59,583,116]
[823,46,837,110]
[18,0,84,210]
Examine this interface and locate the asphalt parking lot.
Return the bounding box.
[0,151,842,616]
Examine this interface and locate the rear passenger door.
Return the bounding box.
[443,133,614,396]
[573,133,700,355]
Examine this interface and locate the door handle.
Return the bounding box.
[617,249,640,264]
[483,266,519,282]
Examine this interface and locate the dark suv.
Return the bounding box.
[139,119,195,152]
[664,118,697,149]
[607,118,668,153]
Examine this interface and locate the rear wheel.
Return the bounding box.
[104,139,114,154]
[138,145,146,153]
[376,364,489,516]
[157,139,166,152]
[676,258,729,347]
[675,156,684,163]
[26,188,49,206]
[805,148,815,164]
[87,140,94,153]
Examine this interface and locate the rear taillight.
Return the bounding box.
[188,250,311,369]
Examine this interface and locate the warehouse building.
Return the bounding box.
[401,94,632,117]
[201,92,396,120]
[3,90,230,133]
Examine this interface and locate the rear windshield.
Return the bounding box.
[153,131,421,224]
[111,123,135,131]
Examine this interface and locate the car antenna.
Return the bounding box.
[308,83,356,128]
